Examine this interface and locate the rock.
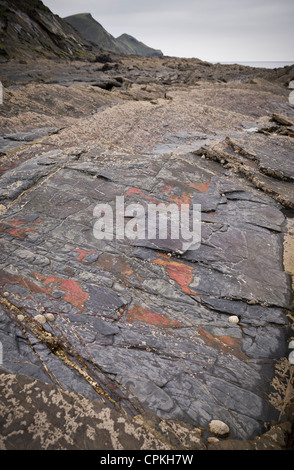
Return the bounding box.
[44,313,55,322]
[4,128,61,142]
[0,0,103,61]
[289,350,294,365]
[0,368,173,450]
[228,315,239,324]
[272,113,294,127]
[209,420,230,437]
[6,369,290,450]
[0,51,293,449]
[134,412,206,450]
[206,437,219,444]
[207,439,256,450]
[34,314,46,325]
[92,78,122,90]
[94,53,115,64]
[254,422,292,450]
[207,422,293,450]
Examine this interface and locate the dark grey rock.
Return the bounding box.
[4,127,61,142]
[0,58,293,448]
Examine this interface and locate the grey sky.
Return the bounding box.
[43,0,294,61]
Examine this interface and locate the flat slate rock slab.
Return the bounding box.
[196,134,294,209]
[0,145,291,441]
[0,73,293,445]
[1,368,291,450]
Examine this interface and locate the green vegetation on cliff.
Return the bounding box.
[64,12,163,57]
[116,33,163,57]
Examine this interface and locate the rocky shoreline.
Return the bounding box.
[0,55,294,450]
[0,368,292,450]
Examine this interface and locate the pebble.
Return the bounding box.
[206,437,219,443]
[34,314,46,325]
[44,313,55,322]
[288,340,294,349]
[289,351,294,365]
[17,315,25,322]
[228,315,239,324]
[209,420,230,437]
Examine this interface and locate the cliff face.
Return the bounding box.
[64,12,163,57]
[64,13,126,55]
[0,1,163,61]
[0,0,102,61]
[116,33,163,57]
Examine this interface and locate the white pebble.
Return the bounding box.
[17,315,25,322]
[35,314,46,325]
[289,351,294,365]
[44,313,55,322]
[228,315,239,324]
[288,340,294,349]
[209,420,230,437]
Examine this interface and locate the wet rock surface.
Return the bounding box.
[0,56,294,449]
[1,368,292,450]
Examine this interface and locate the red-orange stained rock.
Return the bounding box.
[198,328,248,361]
[152,256,196,295]
[145,195,158,204]
[126,187,143,195]
[163,185,172,194]
[126,304,180,328]
[164,181,211,206]
[0,270,89,310]
[75,248,95,262]
[34,273,89,310]
[8,218,41,226]
[1,217,41,239]
[191,181,211,193]
[97,252,137,279]
[169,192,192,206]
[8,227,37,239]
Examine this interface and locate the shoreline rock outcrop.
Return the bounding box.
[0,368,292,450]
[0,1,293,452]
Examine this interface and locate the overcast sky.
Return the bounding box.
[43,0,294,62]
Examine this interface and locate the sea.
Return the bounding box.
[219,61,294,69]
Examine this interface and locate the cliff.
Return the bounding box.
[64,12,163,57]
[0,0,102,61]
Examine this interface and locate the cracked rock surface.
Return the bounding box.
[0,57,293,449]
